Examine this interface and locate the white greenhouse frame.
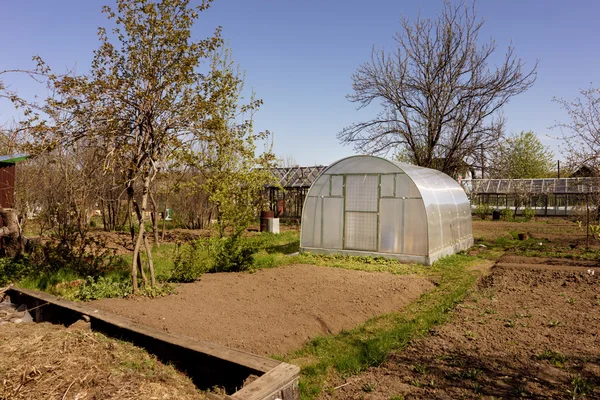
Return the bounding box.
[300,155,474,265]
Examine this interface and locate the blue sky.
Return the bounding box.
[1,0,599,166]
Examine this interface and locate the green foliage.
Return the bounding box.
[536,350,567,368]
[500,208,514,221]
[0,255,34,286]
[169,240,209,282]
[209,234,258,273]
[76,276,133,301]
[474,203,492,220]
[285,254,480,398]
[75,276,173,301]
[522,207,536,221]
[490,131,554,178]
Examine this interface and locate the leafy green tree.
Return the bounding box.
[489,131,554,178]
[23,0,268,292]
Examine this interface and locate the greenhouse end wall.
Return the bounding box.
[300,156,473,265]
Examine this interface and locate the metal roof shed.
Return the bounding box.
[0,153,28,209]
[300,155,473,265]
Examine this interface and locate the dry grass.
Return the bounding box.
[0,322,205,400]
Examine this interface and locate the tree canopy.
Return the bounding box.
[338,0,537,176]
[489,131,554,179]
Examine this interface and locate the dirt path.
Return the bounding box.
[325,262,600,399]
[92,264,433,356]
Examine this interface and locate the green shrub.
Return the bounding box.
[169,240,209,282]
[500,208,514,221]
[0,255,34,286]
[474,203,492,220]
[522,207,536,221]
[209,234,258,272]
[76,276,132,301]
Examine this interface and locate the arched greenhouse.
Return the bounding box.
[300,155,473,265]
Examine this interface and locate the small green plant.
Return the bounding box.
[569,375,594,398]
[210,234,259,272]
[464,330,476,339]
[169,240,208,282]
[461,368,482,380]
[536,350,567,368]
[0,255,34,286]
[361,382,377,392]
[567,297,576,304]
[475,203,493,220]
[76,276,133,301]
[522,207,536,221]
[504,319,516,328]
[500,208,514,221]
[410,363,428,375]
[389,395,405,400]
[548,320,562,328]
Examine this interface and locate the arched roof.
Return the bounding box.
[301,155,472,264]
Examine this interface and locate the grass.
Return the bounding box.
[277,253,484,399]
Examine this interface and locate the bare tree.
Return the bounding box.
[553,86,600,172]
[339,0,537,176]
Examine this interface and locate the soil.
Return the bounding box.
[0,321,204,400]
[92,264,434,356]
[323,260,600,399]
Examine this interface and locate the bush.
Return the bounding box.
[30,229,125,278]
[169,240,209,282]
[209,234,258,272]
[500,208,514,221]
[0,255,34,286]
[474,203,492,220]
[522,207,536,221]
[75,276,133,301]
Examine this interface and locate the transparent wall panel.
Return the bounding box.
[395,173,421,198]
[344,212,378,251]
[309,175,331,197]
[314,197,322,247]
[325,156,399,175]
[322,197,344,249]
[346,175,378,212]
[403,199,428,255]
[379,198,403,253]
[301,197,316,247]
[331,175,344,197]
[380,174,395,197]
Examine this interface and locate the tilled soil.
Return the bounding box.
[325,262,600,399]
[92,264,433,356]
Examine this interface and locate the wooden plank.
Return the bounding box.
[9,287,280,373]
[231,363,300,400]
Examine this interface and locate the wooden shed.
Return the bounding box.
[0,153,28,208]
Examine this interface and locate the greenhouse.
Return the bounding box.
[300,155,473,265]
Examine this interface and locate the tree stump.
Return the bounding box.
[0,208,24,257]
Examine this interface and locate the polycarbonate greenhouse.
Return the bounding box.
[300,156,474,265]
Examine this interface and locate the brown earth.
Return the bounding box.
[323,259,600,399]
[92,264,434,356]
[0,321,204,400]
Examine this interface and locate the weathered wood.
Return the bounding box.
[0,208,24,256]
[232,363,300,400]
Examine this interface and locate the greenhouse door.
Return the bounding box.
[344,175,379,251]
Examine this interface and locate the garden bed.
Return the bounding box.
[324,233,600,398]
[91,264,434,356]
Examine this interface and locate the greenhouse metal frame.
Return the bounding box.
[300,156,473,265]
[462,177,600,216]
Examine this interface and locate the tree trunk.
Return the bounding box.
[131,174,155,292]
[0,208,24,257]
[149,192,160,247]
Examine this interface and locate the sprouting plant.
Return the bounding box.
[410,363,428,375]
[548,320,562,328]
[361,382,377,393]
[536,350,567,368]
